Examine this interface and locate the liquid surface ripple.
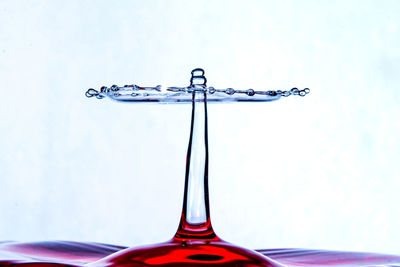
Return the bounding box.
[0,241,399,266]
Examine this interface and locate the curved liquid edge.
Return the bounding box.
[2,241,400,266]
[87,239,283,267]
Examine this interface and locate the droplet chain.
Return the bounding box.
[85,84,310,99]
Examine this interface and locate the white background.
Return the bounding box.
[1,0,399,255]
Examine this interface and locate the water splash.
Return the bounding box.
[85,68,310,103]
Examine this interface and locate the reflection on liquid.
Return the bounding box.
[1,241,399,266]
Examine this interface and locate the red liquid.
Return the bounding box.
[88,239,282,266]
[84,214,282,266]
[1,241,400,266]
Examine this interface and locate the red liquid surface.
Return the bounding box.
[1,241,400,267]
[88,238,282,266]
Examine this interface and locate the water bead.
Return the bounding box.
[291,87,300,95]
[247,89,255,96]
[85,88,98,97]
[208,87,216,94]
[225,88,235,95]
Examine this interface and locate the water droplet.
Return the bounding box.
[85,88,97,98]
[226,88,235,95]
[191,68,205,77]
[290,88,299,95]
[247,89,255,96]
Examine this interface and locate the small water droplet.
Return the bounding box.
[226,88,235,95]
[85,88,97,97]
[191,68,205,77]
[247,89,255,96]
[290,88,299,95]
